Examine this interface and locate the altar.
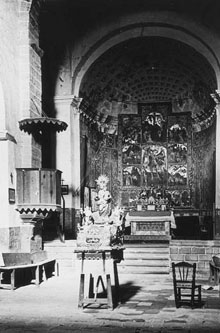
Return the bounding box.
[125,210,176,241]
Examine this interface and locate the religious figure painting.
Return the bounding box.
[167,143,187,164]
[166,189,191,207]
[168,115,189,143]
[168,164,187,186]
[142,145,167,186]
[142,112,167,143]
[122,144,141,165]
[168,123,187,143]
[121,115,141,145]
[122,165,141,187]
[140,102,169,144]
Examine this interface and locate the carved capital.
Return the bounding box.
[71,96,83,110]
[18,0,33,13]
[211,90,220,104]
[0,131,16,143]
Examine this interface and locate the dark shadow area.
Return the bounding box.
[173,216,200,239]
[80,281,142,310]
[42,212,64,243]
[0,268,33,290]
[117,281,142,304]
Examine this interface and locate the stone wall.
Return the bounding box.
[0,0,43,237]
[170,240,220,278]
[0,0,25,227]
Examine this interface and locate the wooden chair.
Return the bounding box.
[172,261,202,308]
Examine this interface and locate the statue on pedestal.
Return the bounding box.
[77,175,125,249]
[92,175,112,223]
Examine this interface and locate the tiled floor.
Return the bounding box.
[0,266,220,332]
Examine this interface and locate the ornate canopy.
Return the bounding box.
[19,117,68,135]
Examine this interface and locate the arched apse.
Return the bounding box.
[78,36,217,128]
[72,11,220,96]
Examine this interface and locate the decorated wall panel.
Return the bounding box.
[81,104,215,211]
[80,118,119,209]
[192,121,216,209]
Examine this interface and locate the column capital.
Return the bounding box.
[18,0,33,13]
[54,94,76,106]
[54,95,83,111]
[211,90,220,104]
[71,96,83,109]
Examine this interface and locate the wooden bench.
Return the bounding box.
[0,258,59,290]
[209,260,220,285]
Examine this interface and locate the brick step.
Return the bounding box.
[46,255,76,262]
[45,249,169,261]
[44,241,170,273]
[124,248,170,254]
[117,265,170,274]
[124,235,170,242]
[119,259,170,267]
[45,248,76,254]
[57,260,75,269]
[44,240,76,248]
[124,253,169,260]
[125,246,169,252]
[124,241,170,247]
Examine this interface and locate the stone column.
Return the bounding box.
[211,90,220,239]
[54,95,82,238]
[211,91,220,208]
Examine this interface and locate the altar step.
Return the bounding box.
[43,239,77,268]
[117,243,170,275]
[44,240,171,274]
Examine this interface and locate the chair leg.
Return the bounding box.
[177,287,181,305]
[174,287,180,308]
[198,286,202,305]
[191,290,195,308]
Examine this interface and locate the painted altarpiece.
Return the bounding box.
[118,103,192,208]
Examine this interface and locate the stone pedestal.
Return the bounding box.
[0,222,42,253]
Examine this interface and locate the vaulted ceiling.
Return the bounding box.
[79,37,217,128]
[41,0,219,131]
[80,37,216,102]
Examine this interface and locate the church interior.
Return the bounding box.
[1,0,220,289]
[39,0,218,242]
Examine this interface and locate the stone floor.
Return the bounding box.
[0,264,220,333]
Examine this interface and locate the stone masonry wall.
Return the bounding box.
[170,240,220,278]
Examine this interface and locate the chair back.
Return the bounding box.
[172,261,201,308]
[172,261,196,286]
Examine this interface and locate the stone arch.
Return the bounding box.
[71,11,220,95]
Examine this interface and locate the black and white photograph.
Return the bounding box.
[1,0,220,332]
